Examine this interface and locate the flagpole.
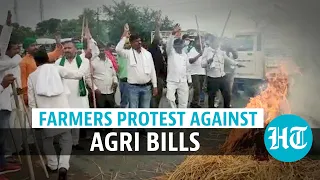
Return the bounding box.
[81,15,85,44]
[14,81,50,178]
[12,82,35,180]
[85,18,97,108]
[195,15,203,51]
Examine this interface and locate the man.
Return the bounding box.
[55,40,99,150]
[28,50,90,180]
[105,43,118,72]
[182,34,192,54]
[222,43,238,95]
[115,24,157,109]
[0,11,21,180]
[149,13,167,108]
[166,25,192,108]
[92,46,118,108]
[3,42,25,161]
[0,74,20,180]
[201,36,244,108]
[188,36,205,108]
[117,39,130,108]
[20,37,63,105]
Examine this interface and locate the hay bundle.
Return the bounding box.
[156,156,320,180]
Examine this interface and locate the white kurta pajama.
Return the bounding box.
[166,35,192,108]
[55,54,96,145]
[28,63,89,170]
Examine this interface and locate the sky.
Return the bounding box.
[0,0,266,37]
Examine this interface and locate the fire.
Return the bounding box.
[245,61,301,125]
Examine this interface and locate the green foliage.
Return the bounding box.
[11,23,36,43]
[35,18,61,37]
[103,0,175,44]
[5,2,174,45]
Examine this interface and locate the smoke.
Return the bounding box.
[247,0,320,126]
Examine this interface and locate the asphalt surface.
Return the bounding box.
[6,87,250,180]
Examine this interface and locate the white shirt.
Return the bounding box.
[92,58,118,94]
[201,46,238,78]
[0,55,21,111]
[166,35,192,83]
[0,25,13,101]
[55,56,96,108]
[187,47,206,75]
[116,37,157,87]
[28,64,89,109]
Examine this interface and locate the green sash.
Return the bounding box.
[187,45,193,53]
[59,55,87,96]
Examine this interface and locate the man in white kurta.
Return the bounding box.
[166,25,192,108]
[28,49,90,178]
[0,13,22,176]
[55,40,98,150]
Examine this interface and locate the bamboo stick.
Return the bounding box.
[11,82,35,180]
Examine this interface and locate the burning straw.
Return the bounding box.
[154,61,320,180]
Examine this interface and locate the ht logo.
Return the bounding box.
[267,126,308,150]
[264,114,313,162]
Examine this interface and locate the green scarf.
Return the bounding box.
[59,55,87,96]
[187,45,193,53]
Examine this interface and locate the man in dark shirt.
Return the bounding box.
[149,38,167,108]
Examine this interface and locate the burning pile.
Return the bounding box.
[221,63,293,155]
[155,62,320,180]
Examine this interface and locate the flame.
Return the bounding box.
[245,61,301,125]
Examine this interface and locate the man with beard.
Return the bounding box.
[166,24,192,108]
[105,43,118,73]
[115,24,158,109]
[55,40,100,150]
[188,36,205,108]
[116,24,157,134]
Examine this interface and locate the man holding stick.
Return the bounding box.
[28,49,92,179]
[188,36,205,108]
[201,35,244,108]
[149,11,167,108]
[0,11,21,180]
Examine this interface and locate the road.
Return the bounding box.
[7,87,249,180]
[70,87,249,179]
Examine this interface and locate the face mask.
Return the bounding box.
[184,40,190,46]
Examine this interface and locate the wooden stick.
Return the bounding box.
[219,10,232,43]
[85,18,97,108]
[81,15,85,44]
[11,82,35,180]
[195,15,203,51]
[15,81,49,178]
[8,128,22,163]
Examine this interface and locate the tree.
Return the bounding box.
[33,8,109,43]
[35,18,61,37]
[10,23,36,43]
[102,0,175,44]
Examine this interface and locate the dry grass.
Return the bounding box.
[154,155,320,180]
